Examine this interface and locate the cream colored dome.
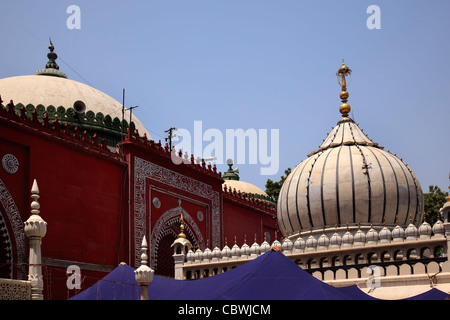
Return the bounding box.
[0,75,148,136]
[277,118,423,236]
[277,62,423,237]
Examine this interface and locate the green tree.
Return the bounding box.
[423,185,449,225]
[265,168,292,204]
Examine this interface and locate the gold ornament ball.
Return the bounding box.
[339,103,351,115]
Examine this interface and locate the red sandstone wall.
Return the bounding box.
[0,116,126,299]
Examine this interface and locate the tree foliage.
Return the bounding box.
[423,185,449,225]
[265,168,292,204]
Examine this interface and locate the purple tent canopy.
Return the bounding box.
[70,251,447,300]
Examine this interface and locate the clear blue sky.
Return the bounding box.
[1,0,449,194]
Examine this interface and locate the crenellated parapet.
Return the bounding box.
[222,184,277,213]
[122,130,224,180]
[1,100,136,148]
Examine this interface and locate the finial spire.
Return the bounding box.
[35,38,68,78]
[178,214,186,238]
[336,60,352,121]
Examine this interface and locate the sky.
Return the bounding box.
[1,0,449,194]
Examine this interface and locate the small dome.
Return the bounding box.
[281,237,294,252]
[432,220,445,237]
[221,243,231,259]
[305,235,318,251]
[212,245,221,260]
[330,232,342,248]
[271,238,282,250]
[342,230,354,247]
[366,227,379,244]
[405,223,418,240]
[260,239,271,254]
[186,248,195,263]
[379,226,392,243]
[194,248,203,261]
[318,233,330,249]
[240,242,250,256]
[223,179,268,197]
[353,227,366,245]
[231,243,241,258]
[203,247,212,260]
[222,160,268,197]
[418,221,432,238]
[293,236,306,252]
[392,225,405,241]
[250,241,260,256]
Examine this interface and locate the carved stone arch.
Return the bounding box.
[0,179,27,279]
[0,209,13,278]
[150,205,205,276]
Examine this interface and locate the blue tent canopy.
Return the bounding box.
[70,251,448,300]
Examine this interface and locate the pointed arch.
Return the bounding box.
[150,205,205,272]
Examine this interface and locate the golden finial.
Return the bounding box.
[244,234,247,244]
[336,59,352,121]
[178,213,186,238]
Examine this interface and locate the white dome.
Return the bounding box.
[277,119,423,236]
[278,63,423,239]
[0,75,149,137]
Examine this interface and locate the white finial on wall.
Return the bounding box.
[24,179,47,300]
[134,236,154,300]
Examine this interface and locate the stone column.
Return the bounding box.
[24,180,47,300]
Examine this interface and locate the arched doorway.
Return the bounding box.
[150,206,204,278]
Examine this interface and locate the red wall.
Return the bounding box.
[0,110,279,300]
[223,196,278,246]
[0,113,126,299]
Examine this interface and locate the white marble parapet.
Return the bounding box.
[174,220,449,281]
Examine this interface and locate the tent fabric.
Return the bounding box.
[69,251,446,300]
[403,288,450,300]
[70,263,141,300]
[147,250,370,300]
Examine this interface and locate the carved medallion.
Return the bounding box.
[152,197,161,209]
[2,154,19,174]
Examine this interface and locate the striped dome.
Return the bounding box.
[277,118,423,236]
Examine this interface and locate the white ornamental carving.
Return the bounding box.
[2,154,19,174]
